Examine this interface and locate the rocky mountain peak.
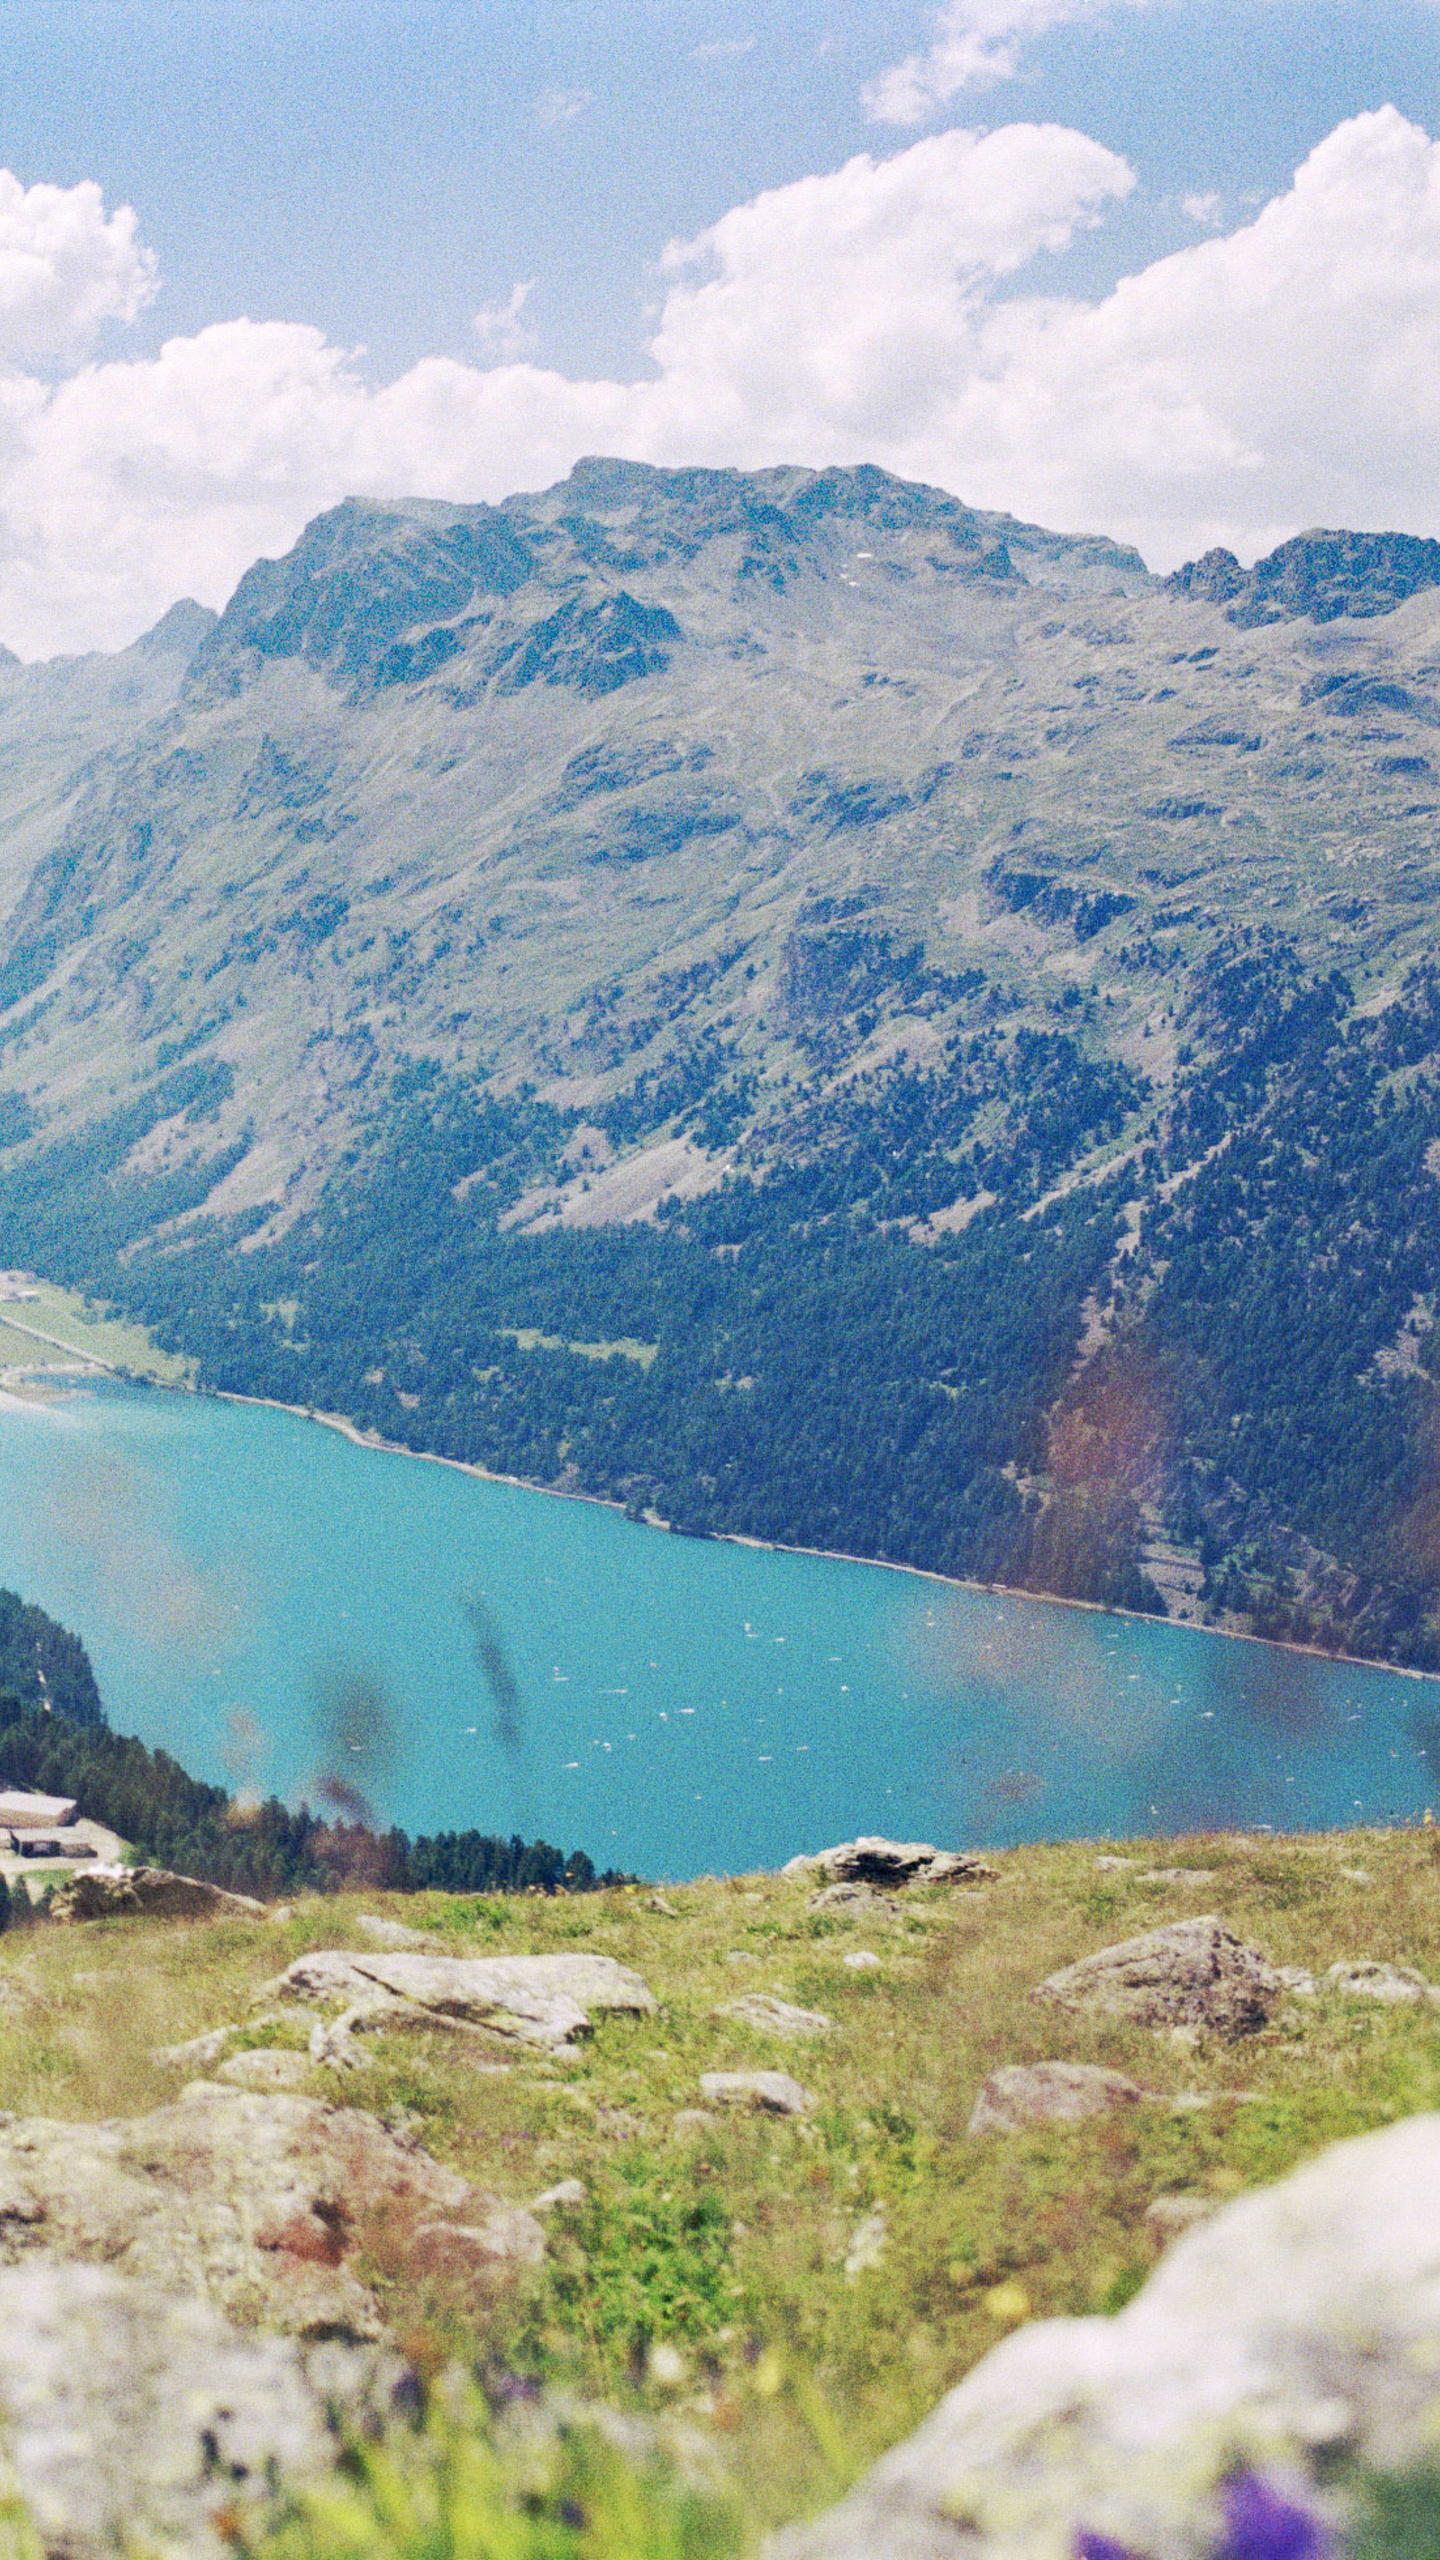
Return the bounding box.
[1166,524,1440,625]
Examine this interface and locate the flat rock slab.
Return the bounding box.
[217,2049,313,2090]
[809,1881,902,1916]
[1033,1916,1283,2036]
[786,1838,996,1889]
[767,2112,1440,2560]
[48,1864,268,1923]
[0,2256,395,2558]
[0,2082,541,2338]
[353,1913,435,1949]
[1326,1958,1440,2006]
[261,1949,657,2051]
[967,2062,1150,2136]
[716,1994,834,2039]
[700,2070,814,2117]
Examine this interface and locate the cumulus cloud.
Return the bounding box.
[1,111,1440,652]
[863,0,1157,121]
[0,171,155,363]
[645,124,1134,454]
[471,279,537,358]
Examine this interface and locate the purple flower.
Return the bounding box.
[1218,2472,1331,2560]
[1074,2536,1141,2560]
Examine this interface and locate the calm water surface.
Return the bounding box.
[0,1379,1436,1876]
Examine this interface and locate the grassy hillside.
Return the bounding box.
[5,1826,1440,2542]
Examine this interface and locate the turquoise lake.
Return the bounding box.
[1,1378,1437,1875]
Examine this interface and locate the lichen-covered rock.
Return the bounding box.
[716,1994,833,2040]
[967,2062,1149,2136]
[699,2070,814,2117]
[786,1839,996,1889]
[0,2257,396,2557]
[48,1864,268,1923]
[766,2113,1440,2560]
[0,2082,536,2337]
[1033,1916,1283,2037]
[259,1948,657,2051]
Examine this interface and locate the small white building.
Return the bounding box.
[0,1790,77,1830]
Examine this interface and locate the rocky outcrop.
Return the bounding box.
[767,2113,1440,2559]
[808,1881,901,1916]
[967,2062,1150,2136]
[1166,526,1440,625]
[699,2071,814,2117]
[0,2257,396,2557]
[1325,1957,1440,2006]
[1033,1916,1283,2036]
[0,2083,542,2337]
[48,1864,268,1922]
[785,1838,997,1890]
[353,1911,435,1949]
[259,1947,658,2055]
[716,1995,833,2040]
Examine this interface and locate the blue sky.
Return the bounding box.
[0,1,1437,651]
[6,1,1437,378]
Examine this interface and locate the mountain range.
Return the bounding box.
[3,459,1440,1674]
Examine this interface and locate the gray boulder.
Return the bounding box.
[767,2113,1440,2560]
[786,1838,996,1889]
[48,1865,268,1923]
[717,1994,834,2040]
[260,1948,657,2052]
[699,2071,814,2117]
[0,2081,540,2337]
[967,2062,1150,2136]
[1033,1916,1283,2036]
[0,2256,395,2557]
[809,1881,901,1916]
[216,2048,312,2090]
[1326,1957,1440,2006]
[353,1912,434,1949]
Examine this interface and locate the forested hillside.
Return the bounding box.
[0,463,1439,1662]
[0,1598,620,1898]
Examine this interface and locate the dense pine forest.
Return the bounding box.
[5,933,1440,1669]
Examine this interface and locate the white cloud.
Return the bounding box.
[0,171,155,363]
[535,86,594,127]
[471,280,537,358]
[863,0,1156,121]
[2,112,1440,652]
[644,124,1134,453]
[1180,189,1223,226]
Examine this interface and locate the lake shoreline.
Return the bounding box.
[207,1382,1440,1690]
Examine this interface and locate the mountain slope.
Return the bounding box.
[2,463,1440,1661]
